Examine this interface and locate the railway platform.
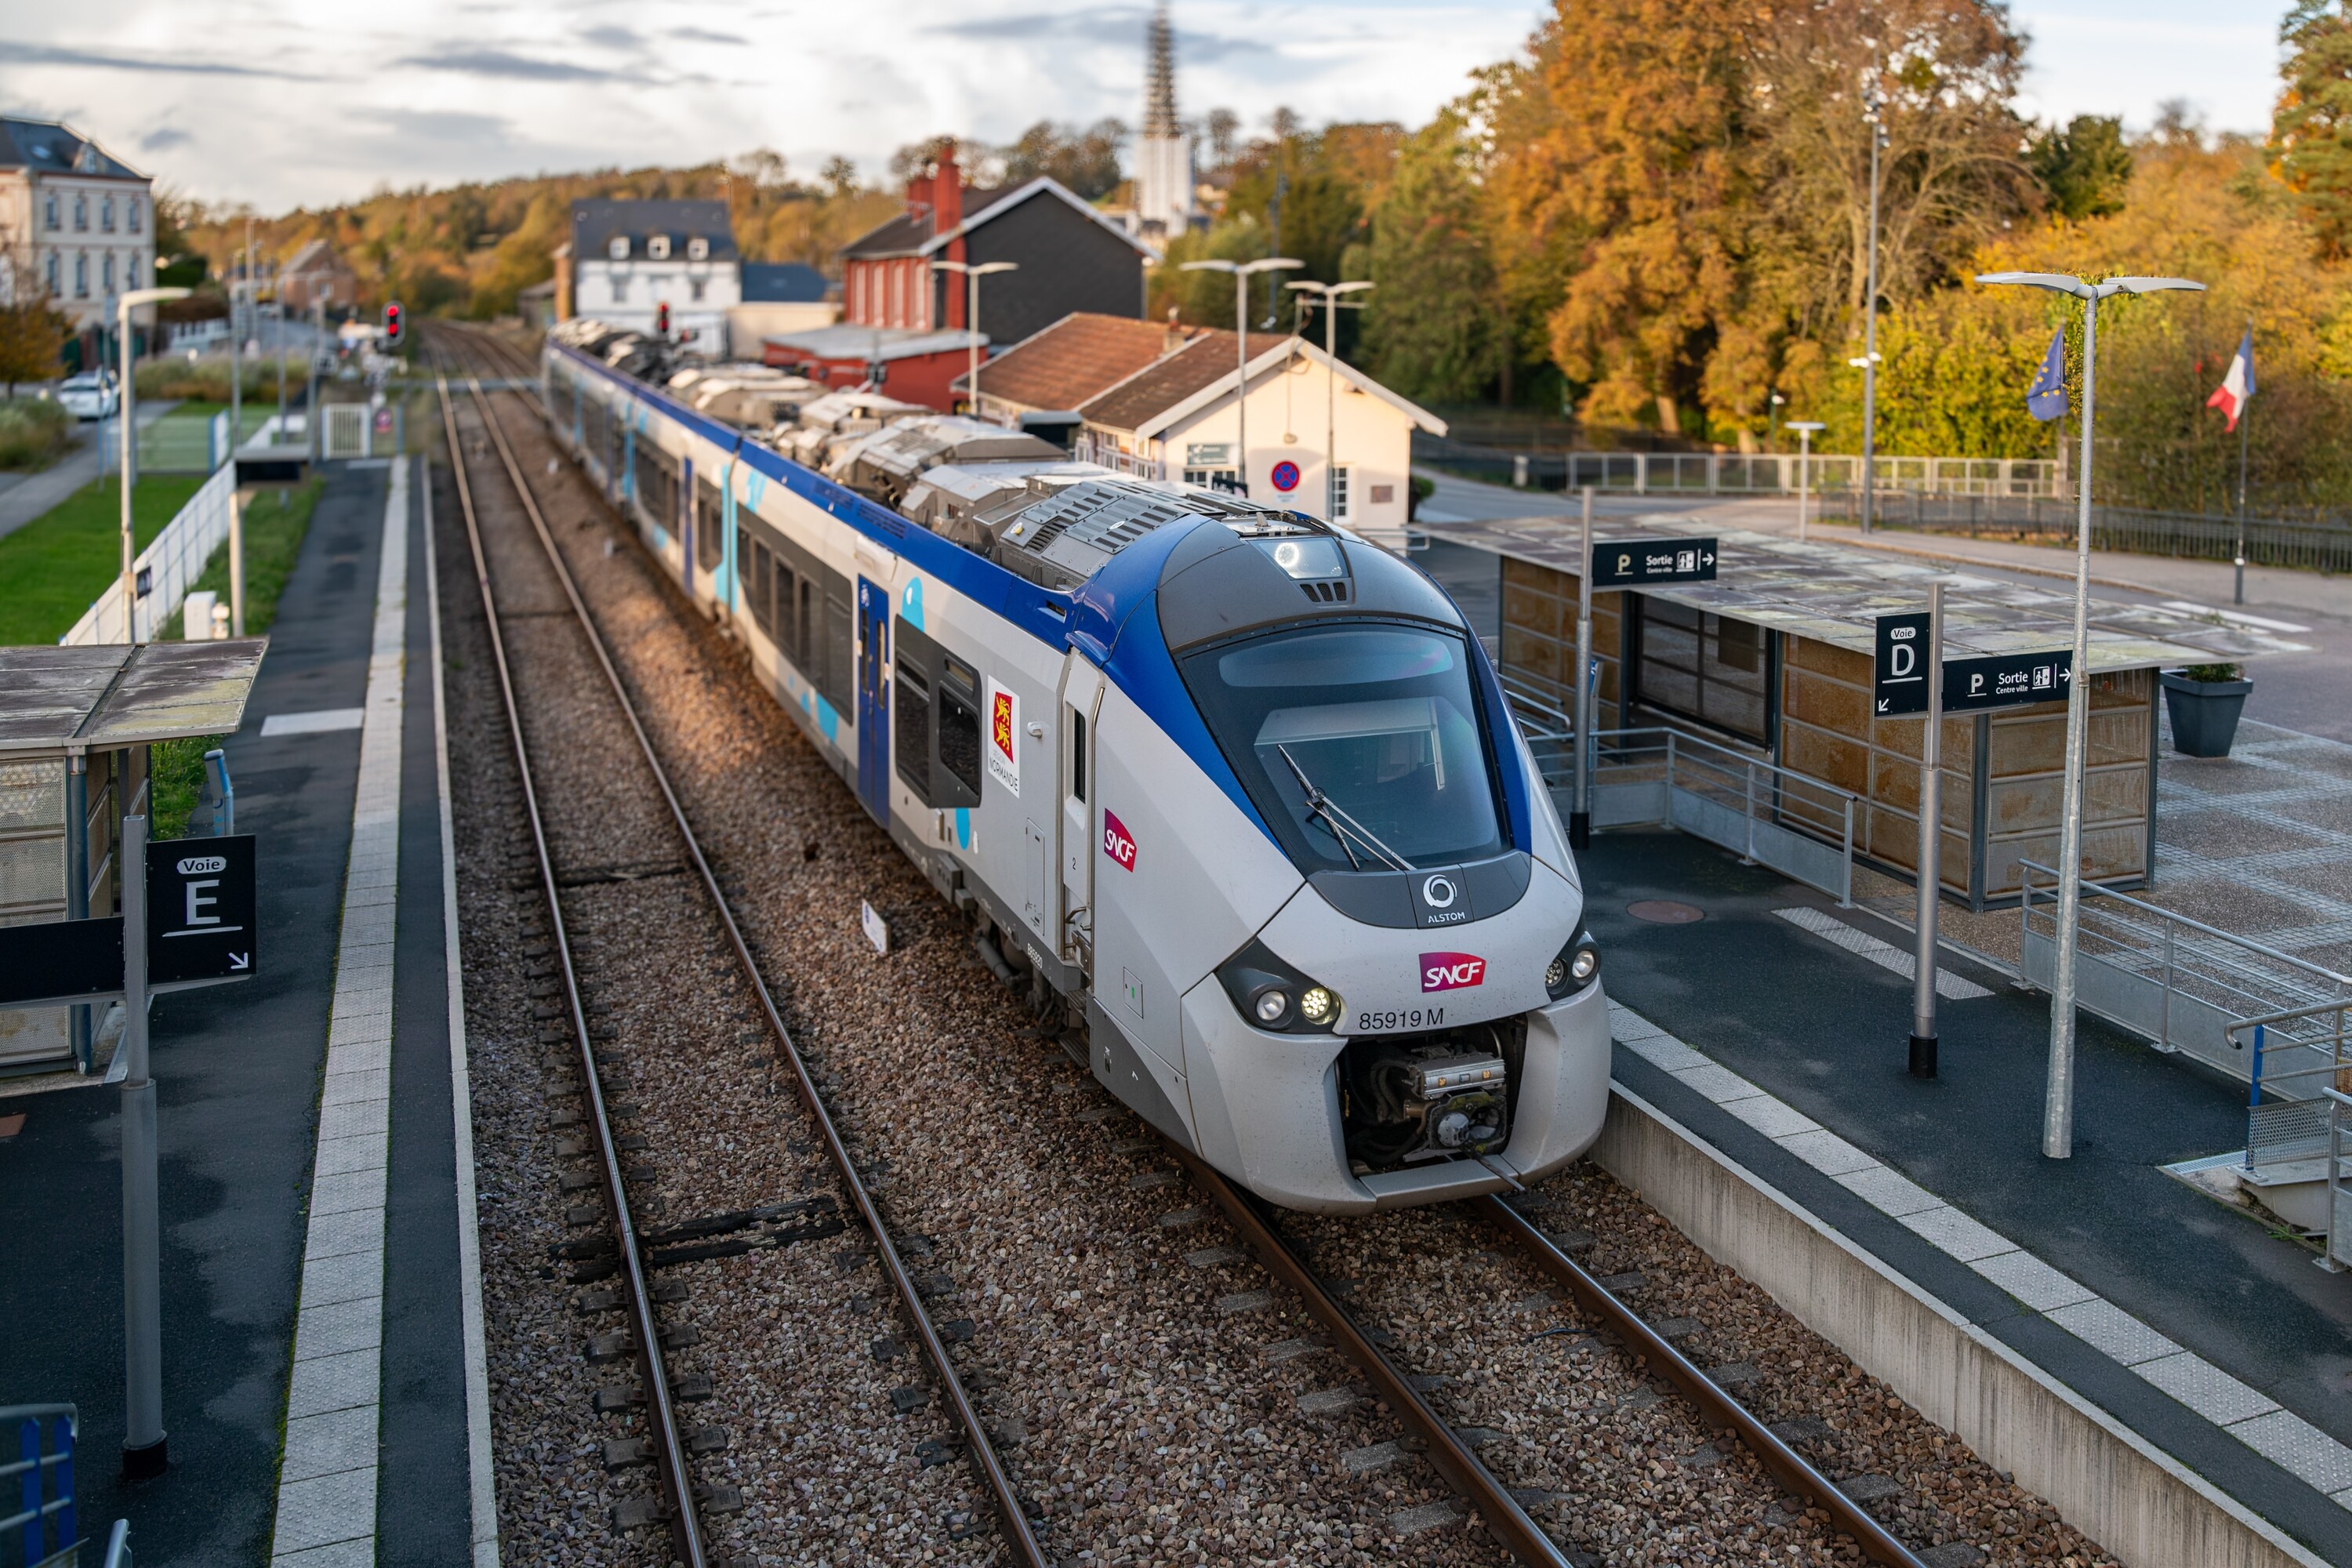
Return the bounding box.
[1582,826,2352,1565]
[0,454,492,1567]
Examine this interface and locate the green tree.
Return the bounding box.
[1360,108,1504,402]
[2029,116,2134,222]
[2274,1,2352,256]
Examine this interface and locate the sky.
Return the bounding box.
[0,0,2289,216]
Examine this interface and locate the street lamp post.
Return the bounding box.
[117,286,191,643]
[931,259,1017,419]
[1976,269,2204,1158]
[1181,256,1301,494]
[1787,421,1825,543]
[1858,95,1888,534]
[1286,279,1374,523]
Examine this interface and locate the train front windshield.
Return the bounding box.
[1184,623,1506,875]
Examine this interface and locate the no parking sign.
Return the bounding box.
[1270,460,1301,492]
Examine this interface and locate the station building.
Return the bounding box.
[965,310,1445,544]
[561,198,742,350]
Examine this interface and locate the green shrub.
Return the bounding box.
[133,358,302,403]
[0,397,73,470]
[2180,662,2244,684]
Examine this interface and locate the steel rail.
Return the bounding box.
[446,339,1049,1566]
[1477,1196,1929,1568]
[431,368,710,1568]
[1157,1140,1571,1567]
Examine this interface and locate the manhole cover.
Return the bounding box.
[1627,900,1705,925]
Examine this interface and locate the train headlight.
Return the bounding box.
[1216,940,1345,1034]
[1544,931,1600,1001]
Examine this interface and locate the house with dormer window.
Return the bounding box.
[563,199,741,350]
[0,115,155,370]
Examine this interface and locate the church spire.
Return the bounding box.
[1145,2,1179,139]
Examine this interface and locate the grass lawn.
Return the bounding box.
[0,475,204,646]
[150,477,323,837]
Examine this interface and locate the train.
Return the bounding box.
[536,321,1611,1214]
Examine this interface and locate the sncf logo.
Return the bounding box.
[1421,952,1486,993]
[1102,809,1138,871]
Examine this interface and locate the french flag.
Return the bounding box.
[2206,328,2255,431]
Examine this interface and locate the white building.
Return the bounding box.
[564,199,741,352]
[0,118,158,367]
[967,311,1446,548]
[1132,4,1196,242]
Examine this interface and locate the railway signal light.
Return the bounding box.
[383,300,403,348]
[656,301,670,336]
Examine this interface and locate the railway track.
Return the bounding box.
[423,319,2114,1568]
[427,328,1046,1566]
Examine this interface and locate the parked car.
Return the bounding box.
[56,372,119,421]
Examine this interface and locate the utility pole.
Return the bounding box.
[1977,269,2205,1158]
[2234,315,2253,607]
[116,287,191,641]
[931,259,1018,418]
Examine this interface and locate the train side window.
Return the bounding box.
[821,572,855,723]
[746,539,772,636]
[935,655,982,805]
[1067,708,1087,802]
[894,624,934,802]
[696,480,724,570]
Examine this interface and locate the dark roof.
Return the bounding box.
[0,641,265,755]
[0,118,143,180]
[838,184,999,260]
[570,199,739,262]
[741,262,829,303]
[1080,328,1290,432]
[967,312,1203,408]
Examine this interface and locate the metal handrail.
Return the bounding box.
[1,1405,78,1562]
[2021,861,2352,989]
[2222,1000,2352,1270]
[104,1518,130,1568]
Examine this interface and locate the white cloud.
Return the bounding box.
[0,0,2286,212]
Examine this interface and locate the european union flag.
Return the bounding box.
[2026,328,2068,423]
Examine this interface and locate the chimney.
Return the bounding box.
[1162,306,1185,356]
[934,141,964,239]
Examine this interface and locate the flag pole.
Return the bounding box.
[2234,316,2252,607]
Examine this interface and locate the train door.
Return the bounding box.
[855,578,890,822]
[1057,655,1107,976]
[681,458,695,595]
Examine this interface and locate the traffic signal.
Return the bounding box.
[383,300,404,349]
[655,301,670,336]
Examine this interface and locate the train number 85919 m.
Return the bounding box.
[1354,1007,1443,1034]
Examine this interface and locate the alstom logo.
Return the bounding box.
[1421,953,1487,993]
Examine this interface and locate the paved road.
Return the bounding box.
[1414,468,2352,742]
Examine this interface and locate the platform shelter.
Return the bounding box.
[0,640,265,1082]
[1416,517,2292,909]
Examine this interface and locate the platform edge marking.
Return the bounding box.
[425,449,503,1568]
[270,459,409,1567]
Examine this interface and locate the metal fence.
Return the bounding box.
[1849,492,2352,574]
[1501,685,1860,904]
[1,1404,77,1567]
[1422,448,2059,499]
[135,408,233,474]
[60,461,238,645]
[2017,860,2352,1116]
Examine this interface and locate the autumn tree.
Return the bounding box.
[2273,1,2352,256]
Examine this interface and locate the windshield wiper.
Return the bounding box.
[1276,745,1417,873]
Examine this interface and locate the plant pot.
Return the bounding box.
[2161,670,2252,758]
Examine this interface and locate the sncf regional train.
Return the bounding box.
[541,322,1610,1214]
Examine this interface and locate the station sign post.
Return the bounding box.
[0,819,257,1479]
[1570,529,1718,854]
[1876,606,2076,1082]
